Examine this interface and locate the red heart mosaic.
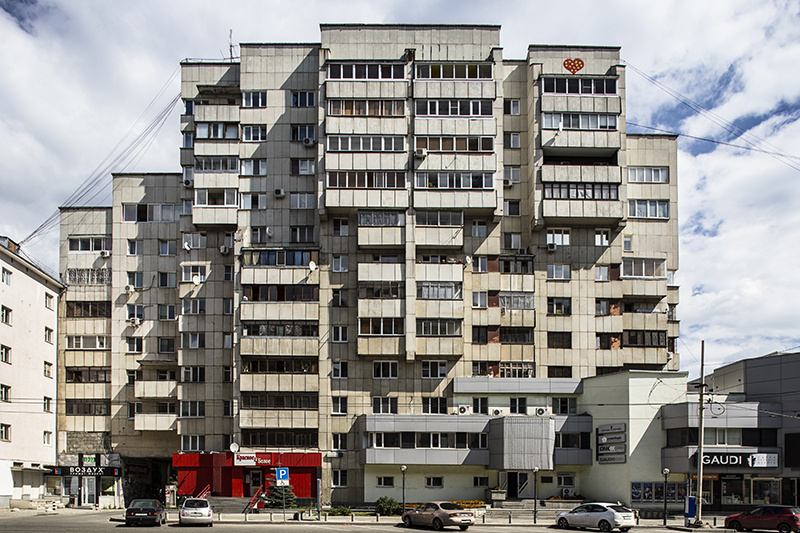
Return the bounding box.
[563,58,584,74]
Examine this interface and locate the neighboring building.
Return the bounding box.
[58,24,680,506]
[0,236,64,508]
[662,350,800,510]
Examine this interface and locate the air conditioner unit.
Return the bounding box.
[219,245,230,255]
[183,178,193,187]
[492,408,508,417]
[503,178,512,188]
[562,488,575,498]
[124,285,135,294]
[456,405,472,415]
[129,317,141,327]
[547,242,558,253]
[274,188,286,198]
[302,137,316,148]
[534,406,553,417]
[414,147,427,159]
[99,250,111,258]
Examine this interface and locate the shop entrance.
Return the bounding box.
[81,477,96,506]
[250,470,262,496]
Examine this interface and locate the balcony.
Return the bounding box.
[240,302,319,321]
[539,94,622,115]
[540,199,624,225]
[134,380,177,399]
[238,409,319,429]
[358,336,405,357]
[540,165,621,183]
[416,336,465,356]
[239,337,318,356]
[358,263,404,282]
[358,227,404,248]
[412,80,496,100]
[416,262,464,282]
[191,206,238,227]
[358,298,405,318]
[326,80,408,99]
[413,189,497,212]
[134,413,177,432]
[415,226,464,248]
[622,311,668,331]
[554,448,593,466]
[239,373,319,393]
[195,104,240,123]
[326,189,409,210]
[541,130,621,152]
[240,266,319,286]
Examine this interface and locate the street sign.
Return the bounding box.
[276,467,289,486]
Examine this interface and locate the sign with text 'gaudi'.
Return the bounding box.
[596,423,627,464]
[699,452,779,468]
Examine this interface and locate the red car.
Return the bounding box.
[725,506,800,533]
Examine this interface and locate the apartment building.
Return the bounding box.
[0,236,63,507]
[58,24,679,506]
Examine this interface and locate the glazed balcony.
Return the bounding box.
[134,413,177,432]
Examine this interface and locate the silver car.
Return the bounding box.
[179,498,213,527]
[556,502,635,532]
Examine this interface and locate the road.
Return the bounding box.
[0,508,699,533]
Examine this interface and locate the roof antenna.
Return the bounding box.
[228,30,234,60]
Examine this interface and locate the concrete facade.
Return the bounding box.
[57,24,680,506]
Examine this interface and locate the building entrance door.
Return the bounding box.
[250,470,262,496]
[507,472,529,499]
[81,477,96,506]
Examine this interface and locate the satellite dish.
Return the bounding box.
[465,256,472,265]
[192,275,201,286]
[308,261,317,272]
[229,442,240,453]
[183,242,192,251]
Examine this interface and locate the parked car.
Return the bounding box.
[125,499,167,527]
[402,501,475,531]
[556,502,635,532]
[725,505,800,533]
[179,497,213,527]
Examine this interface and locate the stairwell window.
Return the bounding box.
[373,361,398,379]
[422,361,447,379]
[504,99,520,115]
[291,92,315,107]
[547,229,570,246]
[595,230,610,247]
[332,470,348,487]
[291,159,315,175]
[243,92,267,108]
[373,397,398,414]
[332,255,349,273]
[547,264,570,280]
[182,435,205,452]
[504,133,520,149]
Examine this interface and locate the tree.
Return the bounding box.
[262,474,297,508]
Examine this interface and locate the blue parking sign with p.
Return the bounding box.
[276,467,289,485]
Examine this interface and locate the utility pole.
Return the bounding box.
[695,340,706,525]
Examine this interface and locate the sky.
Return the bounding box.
[1,0,799,380]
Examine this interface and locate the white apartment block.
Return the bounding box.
[0,237,63,507]
[57,24,679,507]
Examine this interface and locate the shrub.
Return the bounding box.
[376,496,401,516]
[329,505,351,516]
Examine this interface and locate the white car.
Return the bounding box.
[179,498,213,527]
[556,502,635,532]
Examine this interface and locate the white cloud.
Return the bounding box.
[2,0,799,379]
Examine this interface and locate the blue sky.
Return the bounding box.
[1,0,800,379]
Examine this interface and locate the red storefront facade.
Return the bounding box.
[172,452,321,499]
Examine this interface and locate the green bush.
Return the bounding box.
[328,505,351,516]
[375,496,401,516]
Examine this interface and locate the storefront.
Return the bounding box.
[173,452,321,500]
[52,463,121,507]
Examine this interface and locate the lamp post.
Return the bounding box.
[532,467,539,524]
[662,468,670,526]
[401,465,407,515]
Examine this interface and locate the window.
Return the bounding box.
[472,291,487,309]
[332,397,347,415]
[332,255,349,273]
[126,370,141,385]
[0,384,9,401]
[181,265,207,282]
[416,99,492,117]
[43,396,52,412]
[332,218,349,236]
[359,211,405,227]
[240,159,267,176]
[373,361,398,379]
[195,122,238,139]
[158,337,175,353]
[328,99,403,116]
[558,472,575,487]
[1,306,11,325]
[332,326,348,343]
[66,268,111,285]
[373,397,398,414]
[504,166,521,183]
[359,317,404,335]
[504,200,520,216]
[44,361,52,378]
[127,402,142,418]
[126,305,143,320]
[549,366,573,378]
[328,171,406,189]
[542,113,617,131]
[181,367,205,383]
[122,203,180,222]
[472,326,488,345]
[45,293,54,310]
[628,167,668,183]
[182,299,206,315]
[503,232,521,249]
[291,226,314,243]
[474,477,489,487]
[504,99,520,115]
[243,91,267,108]
[180,401,205,418]
[195,188,237,207]
[472,256,488,273]
[377,476,394,488]
[510,397,527,414]
[417,211,463,227]
[595,299,612,316]
[332,433,347,450]
[547,229,570,246]
[329,63,404,79]
[159,272,177,288]
[65,399,110,415]
[0,345,9,363]
[416,63,492,79]
[552,397,577,415]
[1,268,11,285]
[623,330,667,347]
[290,159,315,175]
[595,265,609,281]
[623,236,633,252]
[289,193,314,210]
[331,289,348,307]
[473,397,488,414]
[422,397,448,414]
[223,366,233,382]
[415,171,493,190]
[43,431,52,445]
[68,236,112,252]
[241,193,267,210]
[416,319,462,337]
[156,240,175,256]
[542,77,616,95]
[291,125,316,142]
[361,281,405,299]
[426,477,444,488]
[422,361,446,379]
[66,301,111,318]
[0,424,9,441]
[44,328,53,343]
[597,333,616,350]
[595,230,610,247]
[332,470,348,488]
[547,264,570,280]
[416,136,493,153]
[327,135,403,152]
[498,292,535,310]
[181,332,205,349]
[291,91,315,107]
[182,435,205,452]
[225,266,234,281]
[472,220,487,237]
[622,258,666,278]
[629,199,669,219]
[500,327,533,344]
[126,337,143,353]
[544,182,619,200]
[548,297,571,316]
[332,361,348,379]
[504,133,520,148]
[548,332,572,349]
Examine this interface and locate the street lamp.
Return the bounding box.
[662,468,670,526]
[532,467,539,524]
[401,465,407,515]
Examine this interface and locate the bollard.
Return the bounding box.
[509,513,513,524]
[245,512,248,522]
[324,513,328,522]
[482,513,486,524]
[376,513,380,522]
[714,517,717,526]
[351,513,355,522]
